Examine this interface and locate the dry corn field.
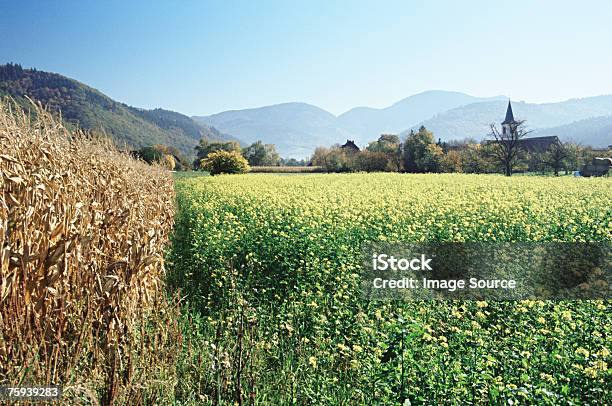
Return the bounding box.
[0,99,179,404]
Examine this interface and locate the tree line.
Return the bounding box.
[137,123,610,176]
[136,138,301,174]
[311,124,610,176]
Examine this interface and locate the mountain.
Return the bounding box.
[533,115,612,147]
[337,90,505,142]
[194,102,354,158]
[405,97,612,147]
[194,91,507,157]
[0,63,236,156]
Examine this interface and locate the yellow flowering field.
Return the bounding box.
[169,173,611,405]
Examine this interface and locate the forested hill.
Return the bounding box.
[0,63,237,156]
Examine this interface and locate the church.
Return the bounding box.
[500,100,560,154]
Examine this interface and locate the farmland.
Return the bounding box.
[169,173,611,405]
[0,100,179,404]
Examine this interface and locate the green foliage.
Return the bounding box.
[138,146,164,164]
[242,140,281,166]
[322,148,354,172]
[0,64,232,157]
[280,157,309,166]
[194,138,241,168]
[458,143,497,173]
[403,126,443,172]
[354,150,389,172]
[199,150,250,175]
[366,134,402,171]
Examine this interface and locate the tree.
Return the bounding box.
[194,138,241,168]
[322,148,354,172]
[354,151,389,172]
[200,150,250,175]
[403,126,441,173]
[138,146,163,164]
[457,143,497,174]
[564,142,583,174]
[310,147,330,166]
[419,143,444,172]
[543,141,568,176]
[367,134,402,171]
[150,143,190,171]
[488,120,532,176]
[242,141,281,166]
[440,150,463,173]
[160,154,176,170]
[280,157,308,166]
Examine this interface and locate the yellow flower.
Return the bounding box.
[575,347,590,358]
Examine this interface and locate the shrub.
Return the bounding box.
[200,150,250,175]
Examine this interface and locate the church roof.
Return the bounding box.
[518,136,560,153]
[502,100,517,125]
[485,136,560,154]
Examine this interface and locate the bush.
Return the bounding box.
[200,150,250,175]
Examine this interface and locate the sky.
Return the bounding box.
[1,0,612,116]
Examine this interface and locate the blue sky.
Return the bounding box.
[1,0,612,116]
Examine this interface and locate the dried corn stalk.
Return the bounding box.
[0,98,179,404]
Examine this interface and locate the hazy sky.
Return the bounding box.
[2,0,612,116]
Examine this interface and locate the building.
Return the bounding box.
[517,136,561,154]
[501,100,518,136]
[341,140,360,152]
[489,100,561,154]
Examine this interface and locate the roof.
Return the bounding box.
[518,136,560,153]
[502,100,517,125]
[485,136,561,154]
[341,140,360,151]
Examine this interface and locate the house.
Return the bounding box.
[341,140,360,152]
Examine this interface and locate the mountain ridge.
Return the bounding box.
[406,97,612,147]
[196,91,612,156]
[0,63,237,157]
[3,63,610,159]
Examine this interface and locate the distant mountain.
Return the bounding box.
[194,91,507,157]
[405,97,612,147]
[337,90,505,142]
[194,102,354,158]
[0,63,236,156]
[533,115,612,147]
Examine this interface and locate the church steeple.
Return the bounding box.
[502,100,516,125]
[501,100,518,135]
